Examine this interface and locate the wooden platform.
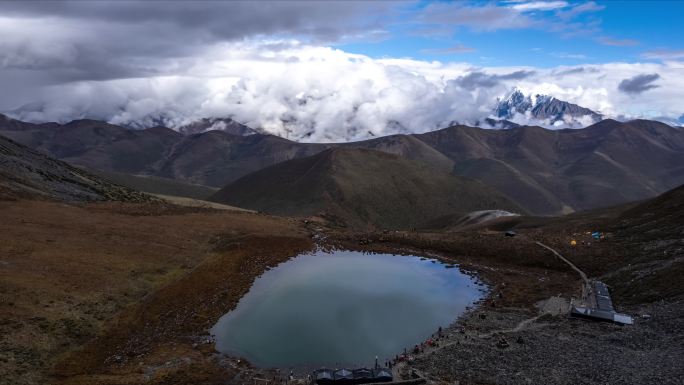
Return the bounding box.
[572,281,633,325]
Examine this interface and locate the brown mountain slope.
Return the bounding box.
[0,134,152,202]
[3,114,683,215]
[344,134,455,173]
[0,116,452,187]
[154,131,327,187]
[600,183,684,303]
[416,119,684,215]
[485,182,684,304]
[0,117,182,174]
[0,115,326,187]
[209,148,524,229]
[90,169,218,200]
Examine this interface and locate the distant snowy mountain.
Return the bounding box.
[177,118,259,136]
[494,89,602,128]
[476,118,521,129]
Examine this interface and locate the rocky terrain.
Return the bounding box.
[0,134,152,202]
[410,299,683,385]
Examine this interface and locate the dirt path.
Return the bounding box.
[534,240,595,308]
[535,241,588,285]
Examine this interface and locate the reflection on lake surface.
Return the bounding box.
[211,250,484,368]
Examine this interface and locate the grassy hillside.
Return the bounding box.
[210,148,524,229]
[92,170,217,200]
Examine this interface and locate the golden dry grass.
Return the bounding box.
[0,200,311,385]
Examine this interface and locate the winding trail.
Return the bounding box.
[535,241,589,285]
[477,313,548,339]
[535,241,594,307]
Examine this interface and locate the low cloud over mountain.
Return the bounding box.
[1,2,683,142]
[6,42,683,142]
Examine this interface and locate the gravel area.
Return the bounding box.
[409,297,684,385]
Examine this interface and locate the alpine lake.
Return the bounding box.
[211,250,485,369]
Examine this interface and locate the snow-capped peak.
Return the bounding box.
[494,88,602,128]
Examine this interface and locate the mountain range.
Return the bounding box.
[1,113,683,218]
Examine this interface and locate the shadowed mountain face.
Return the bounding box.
[209,148,524,229]
[416,120,684,215]
[0,115,326,187]
[0,115,454,186]
[342,134,456,173]
[614,183,684,242]
[0,117,183,175]
[2,114,683,215]
[89,170,218,200]
[601,183,684,303]
[152,131,327,187]
[0,134,152,202]
[529,97,600,122]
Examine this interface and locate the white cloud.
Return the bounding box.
[418,3,535,31]
[421,44,476,55]
[552,52,589,60]
[511,1,569,12]
[642,49,684,60]
[7,41,684,142]
[556,1,604,19]
[597,37,639,47]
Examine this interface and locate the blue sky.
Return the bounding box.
[336,1,684,67]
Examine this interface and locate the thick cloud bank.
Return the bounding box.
[2,2,683,141]
[7,41,683,142]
